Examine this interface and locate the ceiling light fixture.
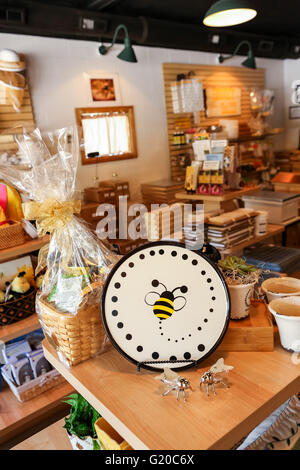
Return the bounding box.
[99,24,137,63]
[203,0,257,27]
[218,40,256,69]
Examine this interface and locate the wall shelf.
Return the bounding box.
[0,314,40,343]
[229,129,283,144]
[0,235,49,263]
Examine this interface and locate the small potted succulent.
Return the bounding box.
[63,393,101,450]
[218,256,260,320]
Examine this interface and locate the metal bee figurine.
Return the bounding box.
[145,279,188,320]
[156,368,192,402]
[200,358,233,397]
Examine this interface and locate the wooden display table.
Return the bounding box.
[43,334,300,450]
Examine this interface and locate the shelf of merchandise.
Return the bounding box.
[175,186,259,203]
[43,336,300,451]
[0,235,49,263]
[220,224,285,256]
[0,314,40,343]
[175,186,259,211]
[170,130,283,150]
[0,235,49,342]
[0,381,73,448]
[229,129,283,144]
[0,233,71,450]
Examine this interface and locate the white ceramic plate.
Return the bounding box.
[101,241,230,370]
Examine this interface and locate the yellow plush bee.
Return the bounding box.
[10,271,31,296]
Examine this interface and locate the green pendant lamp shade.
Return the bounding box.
[203,0,257,27]
[117,36,137,63]
[241,52,256,69]
[99,24,137,63]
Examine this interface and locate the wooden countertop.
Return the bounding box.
[43,336,300,450]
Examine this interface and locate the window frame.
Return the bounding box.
[75,105,138,165]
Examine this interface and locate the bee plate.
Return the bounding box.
[101,241,230,371]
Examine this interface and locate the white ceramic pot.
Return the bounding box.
[67,433,101,450]
[269,296,300,352]
[262,277,300,303]
[228,281,255,320]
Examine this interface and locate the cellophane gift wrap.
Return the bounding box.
[0,126,119,367]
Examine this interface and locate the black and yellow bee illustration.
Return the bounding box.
[145,279,188,320]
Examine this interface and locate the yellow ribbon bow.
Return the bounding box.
[22,198,81,236]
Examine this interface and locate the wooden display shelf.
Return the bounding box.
[220,224,284,256]
[0,313,40,343]
[0,381,73,448]
[175,186,259,211]
[0,235,49,263]
[220,301,274,351]
[43,335,300,450]
[175,186,259,202]
[229,129,283,144]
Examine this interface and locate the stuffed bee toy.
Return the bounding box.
[34,273,44,289]
[6,271,31,300]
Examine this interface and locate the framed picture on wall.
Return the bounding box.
[84,72,122,106]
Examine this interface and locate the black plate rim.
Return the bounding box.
[101,240,230,372]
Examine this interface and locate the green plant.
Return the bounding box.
[218,256,259,285]
[63,393,101,440]
[218,256,258,276]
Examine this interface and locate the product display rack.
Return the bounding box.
[0,233,73,449]
[43,334,300,451]
[220,224,284,256]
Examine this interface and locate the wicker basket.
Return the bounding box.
[0,287,36,326]
[0,220,26,250]
[1,368,65,402]
[37,296,106,367]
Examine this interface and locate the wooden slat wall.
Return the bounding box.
[0,79,35,152]
[162,63,265,182]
